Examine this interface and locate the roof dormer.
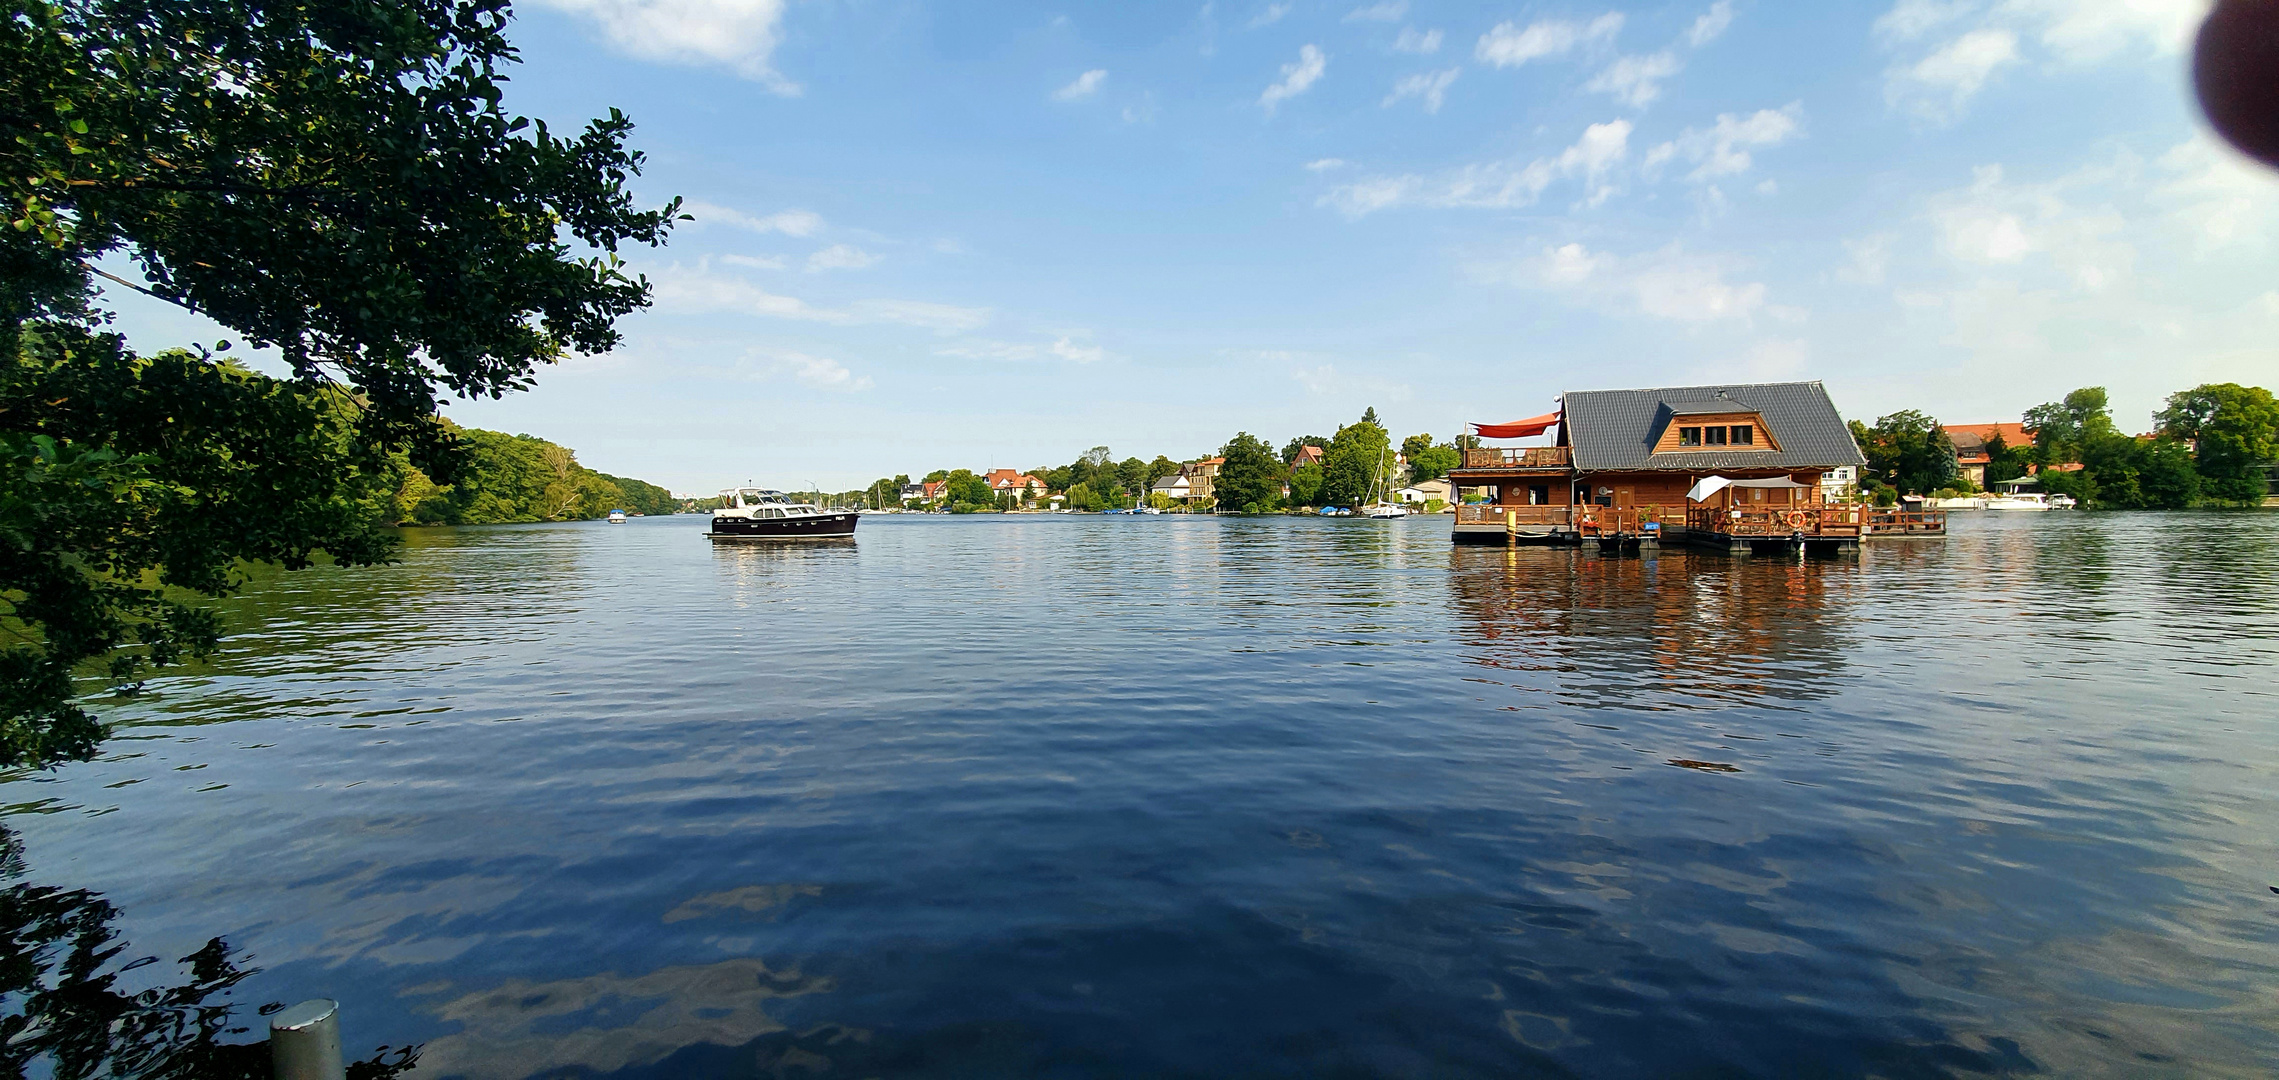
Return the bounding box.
[1650,401,1782,454]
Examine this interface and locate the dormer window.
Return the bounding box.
[1655,407,1781,454]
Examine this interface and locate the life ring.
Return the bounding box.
[1782,509,1809,529]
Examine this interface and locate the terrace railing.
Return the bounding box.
[1864,508,1947,535]
[1455,504,1572,527]
[1460,447,1572,470]
[1687,506,1869,538]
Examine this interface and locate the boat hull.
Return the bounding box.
[708,512,860,539]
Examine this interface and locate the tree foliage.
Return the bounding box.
[387,425,673,525]
[2156,382,2279,504]
[1319,410,1389,508]
[1849,411,1956,496]
[4,0,679,459]
[2024,386,2206,509]
[1213,432,1284,513]
[1,0,677,767]
[1400,432,1460,483]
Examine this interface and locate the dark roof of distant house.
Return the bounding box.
[1562,381,1867,472]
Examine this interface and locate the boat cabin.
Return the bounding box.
[1451,381,1870,551]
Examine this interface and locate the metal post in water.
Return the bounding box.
[270,999,345,1080]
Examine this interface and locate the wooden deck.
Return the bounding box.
[1863,508,1947,537]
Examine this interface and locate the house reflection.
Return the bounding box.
[1447,546,1857,710]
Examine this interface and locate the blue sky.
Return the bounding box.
[105,1,2277,494]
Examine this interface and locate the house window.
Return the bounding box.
[1679,426,1702,446]
[1529,485,1549,505]
[1704,426,1728,446]
[1730,425,1754,445]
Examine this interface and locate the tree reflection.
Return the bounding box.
[1447,547,1856,709]
[0,827,418,1079]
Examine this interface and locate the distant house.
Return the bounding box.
[1184,457,1224,503]
[1150,473,1192,501]
[1290,444,1324,471]
[899,483,927,503]
[1398,478,1451,506]
[1819,465,1859,502]
[1944,422,2030,488]
[986,469,1045,505]
[921,480,947,504]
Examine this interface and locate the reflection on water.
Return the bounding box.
[2,513,2275,1078]
[0,826,417,1078]
[1450,545,1857,711]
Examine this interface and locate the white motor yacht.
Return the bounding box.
[710,488,859,539]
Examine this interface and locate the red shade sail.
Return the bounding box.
[1472,412,1561,439]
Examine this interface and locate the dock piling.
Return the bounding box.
[271,999,345,1080]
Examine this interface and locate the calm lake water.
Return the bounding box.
[9,512,2278,1078]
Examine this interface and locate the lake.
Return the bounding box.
[8,512,2277,1078]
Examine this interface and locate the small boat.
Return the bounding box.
[606,509,628,524]
[1318,506,1353,517]
[1985,493,2055,511]
[710,488,858,539]
[2049,493,2077,509]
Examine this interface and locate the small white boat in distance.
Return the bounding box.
[1362,503,1408,518]
[607,509,628,524]
[1985,493,2055,511]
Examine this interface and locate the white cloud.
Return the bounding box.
[1839,234,1897,284]
[1926,163,2135,290]
[2152,137,2279,254]
[806,244,877,272]
[1586,52,1681,108]
[1289,362,1415,401]
[530,0,797,93]
[2008,0,2201,64]
[1260,44,1328,114]
[1393,27,1444,53]
[652,266,989,331]
[1305,158,1349,171]
[1886,27,2018,119]
[1686,1,1736,47]
[1475,13,1623,67]
[841,299,991,332]
[1053,69,1107,101]
[1321,119,1632,217]
[683,201,825,237]
[1249,2,1292,29]
[937,333,1108,363]
[770,351,871,391]
[1644,104,1804,181]
[1345,1,1408,22]
[1746,338,1811,377]
[1489,242,1773,323]
[721,253,786,270]
[1050,335,1107,363]
[1383,68,1461,114]
[1874,0,2194,121]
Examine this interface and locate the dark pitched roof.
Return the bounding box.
[1563,381,1866,472]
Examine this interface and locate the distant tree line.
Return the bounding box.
[871,407,1467,514]
[387,422,677,525]
[1850,382,2277,509]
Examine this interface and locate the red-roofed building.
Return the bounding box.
[1290,444,1324,470]
[1945,422,2034,487]
[986,469,1046,506]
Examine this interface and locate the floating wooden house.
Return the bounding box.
[1450,381,1876,553]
